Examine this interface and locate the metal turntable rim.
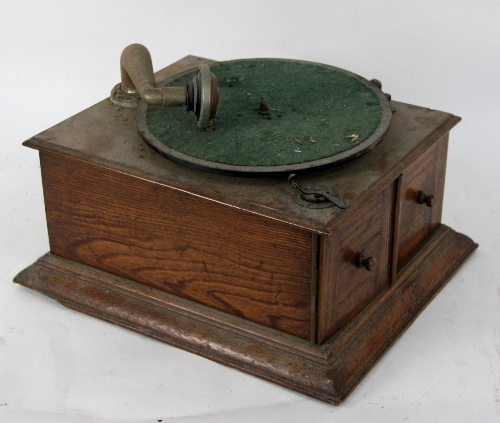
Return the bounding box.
[136,58,393,175]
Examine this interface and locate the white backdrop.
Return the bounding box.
[1,1,499,422]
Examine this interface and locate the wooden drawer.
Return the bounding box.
[396,136,448,266]
[316,182,395,344]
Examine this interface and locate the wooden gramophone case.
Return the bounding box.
[15,55,477,405]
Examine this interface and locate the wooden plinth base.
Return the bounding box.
[14,225,476,405]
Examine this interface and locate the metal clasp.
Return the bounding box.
[288,174,347,209]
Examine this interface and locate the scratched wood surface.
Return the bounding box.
[40,151,313,339]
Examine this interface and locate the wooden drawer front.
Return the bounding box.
[39,152,313,340]
[397,136,448,266]
[317,183,395,344]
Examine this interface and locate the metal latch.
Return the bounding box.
[288,174,347,209]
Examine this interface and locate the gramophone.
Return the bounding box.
[15,44,477,405]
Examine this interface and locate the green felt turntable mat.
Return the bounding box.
[141,59,391,172]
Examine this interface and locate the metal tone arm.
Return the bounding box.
[110,44,218,128]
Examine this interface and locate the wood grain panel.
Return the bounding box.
[317,182,395,344]
[335,183,394,328]
[39,151,313,339]
[397,135,448,266]
[316,231,339,344]
[14,226,477,405]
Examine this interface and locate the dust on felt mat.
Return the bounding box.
[146,59,381,166]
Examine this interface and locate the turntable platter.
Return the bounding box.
[137,59,393,174]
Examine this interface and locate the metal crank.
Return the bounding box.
[288,174,347,209]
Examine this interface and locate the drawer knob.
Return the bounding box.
[356,254,376,271]
[417,191,435,207]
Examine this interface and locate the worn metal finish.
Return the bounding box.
[113,44,187,107]
[110,83,141,108]
[289,174,347,209]
[111,44,218,128]
[193,64,214,128]
[370,79,382,89]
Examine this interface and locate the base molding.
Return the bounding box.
[14,225,476,405]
